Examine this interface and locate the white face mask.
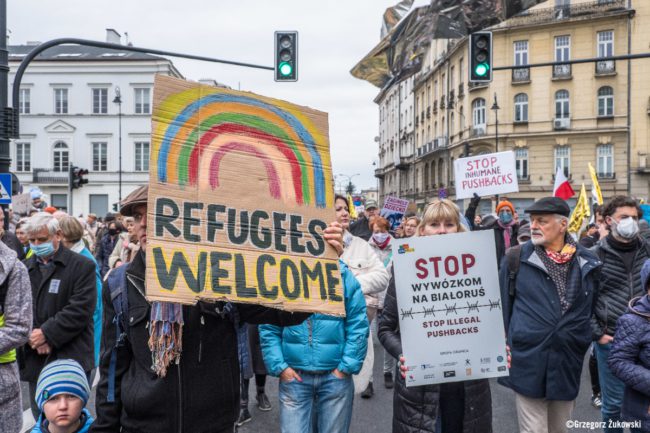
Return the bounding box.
[613,217,639,240]
[372,232,390,244]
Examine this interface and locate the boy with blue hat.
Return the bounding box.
[32,359,93,433]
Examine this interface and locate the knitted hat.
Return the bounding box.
[641,259,650,292]
[35,359,90,412]
[496,200,515,214]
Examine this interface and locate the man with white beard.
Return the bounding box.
[499,197,601,433]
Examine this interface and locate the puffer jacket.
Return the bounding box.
[591,236,650,340]
[378,274,492,433]
[32,408,94,432]
[341,235,390,309]
[259,263,369,376]
[0,242,32,433]
[609,293,650,432]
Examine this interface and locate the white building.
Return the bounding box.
[8,29,183,216]
[375,76,415,206]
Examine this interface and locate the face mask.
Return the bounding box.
[108,229,118,236]
[613,217,639,240]
[30,241,55,258]
[373,232,390,244]
[499,211,513,224]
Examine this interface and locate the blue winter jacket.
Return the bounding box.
[498,241,601,400]
[259,263,368,376]
[79,247,102,367]
[32,408,94,432]
[609,291,650,431]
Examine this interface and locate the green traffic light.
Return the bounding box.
[475,63,489,77]
[279,62,293,76]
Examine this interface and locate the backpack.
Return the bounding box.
[105,264,130,403]
[505,245,522,322]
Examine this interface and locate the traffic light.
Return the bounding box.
[70,166,89,189]
[469,32,493,83]
[274,31,298,82]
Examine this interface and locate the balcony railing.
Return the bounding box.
[33,168,69,184]
[468,81,488,91]
[508,0,627,27]
[596,60,616,75]
[512,67,530,83]
[597,171,616,179]
[553,64,572,79]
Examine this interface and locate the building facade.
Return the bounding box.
[374,76,415,205]
[374,0,650,215]
[9,29,182,216]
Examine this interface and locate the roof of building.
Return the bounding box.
[8,44,170,62]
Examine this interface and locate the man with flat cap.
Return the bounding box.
[498,197,601,433]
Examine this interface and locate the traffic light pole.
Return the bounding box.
[492,52,650,71]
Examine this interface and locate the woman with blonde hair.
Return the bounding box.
[378,199,492,433]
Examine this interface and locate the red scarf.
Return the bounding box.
[545,242,576,264]
[372,235,391,250]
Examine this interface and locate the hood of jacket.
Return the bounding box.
[629,294,650,319]
[0,241,17,285]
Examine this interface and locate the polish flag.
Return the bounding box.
[553,167,575,200]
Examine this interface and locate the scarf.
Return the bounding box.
[148,301,184,377]
[128,250,183,378]
[372,234,391,250]
[545,236,577,264]
[497,219,517,248]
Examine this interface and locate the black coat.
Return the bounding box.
[21,246,97,382]
[464,200,518,267]
[91,251,310,433]
[499,241,601,400]
[590,236,650,340]
[378,274,492,433]
[349,215,372,241]
[2,231,25,261]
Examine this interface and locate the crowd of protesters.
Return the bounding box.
[4,187,650,433]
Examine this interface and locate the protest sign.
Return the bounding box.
[381,196,410,231]
[146,75,344,316]
[454,151,518,199]
[11,193,31,215]
[392,230,508,386]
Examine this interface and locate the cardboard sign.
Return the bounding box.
[392,230,508,386]
[146,76,344,316]
[454,151,518,199]
[381,196,410,231]
[11,193,32,215]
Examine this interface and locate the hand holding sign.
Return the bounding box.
[454,151,519,199]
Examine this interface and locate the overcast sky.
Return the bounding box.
[8,0,426,192]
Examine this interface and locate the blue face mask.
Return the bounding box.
[30,241,56,258]
[499,211,513,224]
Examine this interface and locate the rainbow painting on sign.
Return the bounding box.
[146,75,343,316]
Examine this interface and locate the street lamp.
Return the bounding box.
[336,173,360,195]
[491,93,500,154]
[113,87,123,207]
[491,93,501,202]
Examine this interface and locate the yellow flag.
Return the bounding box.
[347,194,358,219]
[588,163,603,205]
[569,184,591,234]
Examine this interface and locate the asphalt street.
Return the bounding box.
[20,342,604,433]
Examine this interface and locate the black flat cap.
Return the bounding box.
[524,197,570,218]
